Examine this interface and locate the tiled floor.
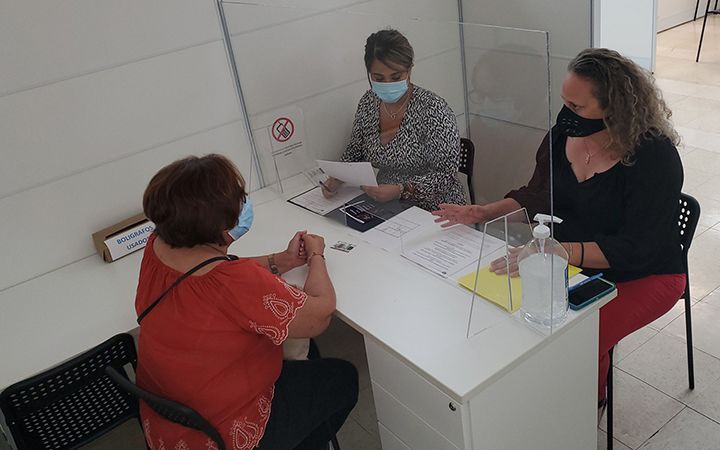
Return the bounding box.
[595,15,720,450]
[3,16,720,450]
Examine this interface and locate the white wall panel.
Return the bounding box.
[658,0,698,31]
[0,0,221,95]
[224,0,368,34]
[0,121,256,292]
[348,0,460,21]
[598,0,656,70]
[0,41,241,199]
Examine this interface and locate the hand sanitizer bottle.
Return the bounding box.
[518,214,569,327]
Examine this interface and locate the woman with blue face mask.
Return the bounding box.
[134,154,358,450]
[321,29,467,211]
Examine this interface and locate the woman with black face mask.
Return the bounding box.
[433,48,684,414]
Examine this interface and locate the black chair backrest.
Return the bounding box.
[459,138,476,204]
[105,367,226,450]
[0,333,138,450]
[678,193,701,264]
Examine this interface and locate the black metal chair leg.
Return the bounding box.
[607,347,614,450]
[331,434,341,450]
[684,283,696,390]
[696,0,701,20]
[697,0,712,62]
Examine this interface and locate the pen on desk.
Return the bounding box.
[343,200,365,208]
[569,272,604,292]
[318,180,335,193]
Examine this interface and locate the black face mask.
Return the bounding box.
[556,105,606,137]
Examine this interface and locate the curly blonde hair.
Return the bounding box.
[568,48,680,164]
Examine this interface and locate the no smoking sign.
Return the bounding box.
[272,117,294,143]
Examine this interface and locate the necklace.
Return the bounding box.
[582,138,599,165]
[381,92,411,120]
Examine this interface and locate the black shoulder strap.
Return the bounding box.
[137,254,239,324]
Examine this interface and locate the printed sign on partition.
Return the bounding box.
[272,117,294,143]
[252,106,313,183]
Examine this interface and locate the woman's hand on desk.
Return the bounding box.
[489,247,522,277]
[302,234,326,263]
[432,204,487,227]
[321,177,343,198]
[362,184,402,202]
[276,231,308,271]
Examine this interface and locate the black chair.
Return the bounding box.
[605,193,700,450]
[696,0,720,61]
[694,0,719,20]
[104,366,224,450]
[459,138,476,205]
[0,334,139,450]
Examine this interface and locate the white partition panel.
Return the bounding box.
[224,0,465,184]
[461,0,592,117]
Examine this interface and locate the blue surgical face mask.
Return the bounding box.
[228,196,254,240]
[370,79,409,103]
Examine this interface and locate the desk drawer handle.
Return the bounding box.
[448,402,457,412]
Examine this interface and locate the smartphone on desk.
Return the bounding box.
[339,203,383,232]
[568,277,616,310]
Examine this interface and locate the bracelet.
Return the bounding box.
[268,253,280,275]
[579,242,585,267]
[307,252,325,263]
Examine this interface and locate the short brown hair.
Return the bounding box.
[364,29,414,72]
[143,154,246,248]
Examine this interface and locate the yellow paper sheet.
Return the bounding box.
[458,265,582,313]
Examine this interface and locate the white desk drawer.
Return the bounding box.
[374,382,462,450]
[366,339,464,449]
[378,422,411,450]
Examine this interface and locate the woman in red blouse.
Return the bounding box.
[135,154,358,450]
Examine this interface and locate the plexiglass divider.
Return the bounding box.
[220,1,560,337]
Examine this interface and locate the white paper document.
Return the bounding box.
[288,185,364,216]
[361,207,435,252]
[317,160,378,187]
[401,225,505,278]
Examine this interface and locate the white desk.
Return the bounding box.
[0,178,615,450]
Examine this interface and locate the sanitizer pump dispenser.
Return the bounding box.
[517,214,569,327]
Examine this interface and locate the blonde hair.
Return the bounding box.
[568,48,680,164]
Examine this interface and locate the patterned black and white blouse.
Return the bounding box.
[341,85,466,211]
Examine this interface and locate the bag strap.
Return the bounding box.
[137,254,239,324]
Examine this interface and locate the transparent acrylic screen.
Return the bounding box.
[221,1,557,337]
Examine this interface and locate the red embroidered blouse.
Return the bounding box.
[134,234,307,450]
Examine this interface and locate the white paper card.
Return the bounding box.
[317,160,378,187]
[104,221,156,260]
